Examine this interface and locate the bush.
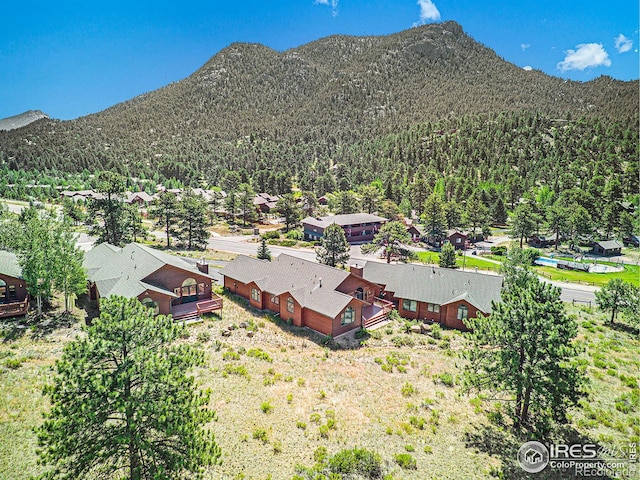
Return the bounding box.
[393,453,417,470]
[401,382,416,397]
[490,245,507,256]
[327,448,383,478]
[260,401,273,414]
[247,348,273,362]
[285,229,303,240]
[196,331,211,343]
[436,372,455,387]
[262,230,280,240]
[252,429,269,443]
[430,324,442,339]
[3,357,24,369]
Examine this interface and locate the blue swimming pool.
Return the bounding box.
[534,257,558,267]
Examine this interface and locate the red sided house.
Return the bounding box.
[302,213,387,244]
[220,254,393,336]
[84,243,222,321]
[0,250,29,318]
[352,261,503,330]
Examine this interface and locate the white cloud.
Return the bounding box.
[614,34,632,53]
[315,0,339,17]
[521,43,531,51]
[414,0,441,25]
[523,66,533,71]
[557,43,611,72]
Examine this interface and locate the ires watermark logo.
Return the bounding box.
[517,441,637,477]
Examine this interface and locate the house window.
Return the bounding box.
[181,278,197,298]
[8,285,16,300]
[427,303,440,313]
[402,299,417,312]
[341,306,355,325]
[286,297,295,313]
[251,288,260,302]
[456,237,461,244]
[457,305,468,320]
[198,283,205,296]
[270,294,279,304]
[141,297,159,315]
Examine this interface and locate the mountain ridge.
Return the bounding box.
[0,21,637,181]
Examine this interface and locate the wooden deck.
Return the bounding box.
[172,294,223,321]
[0,298,29,319]
[362,298,394,328]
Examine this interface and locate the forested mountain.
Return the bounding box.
[0,21,637,195]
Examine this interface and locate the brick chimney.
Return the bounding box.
[350,263,363,278]
[196,259,209,274]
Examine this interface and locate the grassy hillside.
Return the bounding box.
[0,296,637,479]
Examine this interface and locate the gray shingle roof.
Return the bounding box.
[0,250,22,279]
[361,262,503,314]
[302,213,388,229]
[594,240,623,250]
[83,242,211,299]
[220,254,354,318]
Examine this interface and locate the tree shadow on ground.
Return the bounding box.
[464,424,617,480]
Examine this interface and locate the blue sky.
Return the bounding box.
[1,0,637,120]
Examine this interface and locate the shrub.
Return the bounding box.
[409,416,425,430]
[310,413,322,424]
[287,393,293,404]
[393,453,417,470]
[247,348,273,362]
[436,372,455,387]
[262,230,280,240]
[327,448,383,478]
[222,350,241,361]
[261,401,273,414]
[319,424,329,438]
[430,324,442,339]
[391,336,415,348]
[401,382,416,397]
[196,331,211,343]
[314,446,328,463]
[297,378,306,387]
[424,445,433,454]
[296,421,307,430]
[252,429,269,443]
[490,245,507,256]
[404,445,415,452]
[285,229,303,240]
[223,364,248,377]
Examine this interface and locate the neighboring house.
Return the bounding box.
[253,193,279,214]
[352,261,503,331]
[124,191,154,205]
[406,225,422,242]
[446,230,470,250]
[0,251,29,318]
[220,254,393,336]
[302,213,388,244]
[84,243,222,321]
[591,240,623,256]
[60,189,105,202]
[528,233,558,248]
[623,235,640,248]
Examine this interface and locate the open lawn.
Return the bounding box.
[416,251,502,274]
[535,263,640,287]
[0,298,638,479]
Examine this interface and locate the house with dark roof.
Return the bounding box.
[591,240,623,256]
[528,233,559,248]
[83,243,222,321]
[623,235,640,248]
[0,251,29,318]
[253,193,279,214]
[220,254,393,336]
[302,213,387,244]
[351,261,503,330]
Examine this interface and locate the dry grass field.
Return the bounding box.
[0,295,637,480]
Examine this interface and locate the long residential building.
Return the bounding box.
[302,213,387,244]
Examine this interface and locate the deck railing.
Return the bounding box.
[196,293,224,315]
[0,299,29,318]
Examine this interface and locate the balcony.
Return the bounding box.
[172,293,223,322]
